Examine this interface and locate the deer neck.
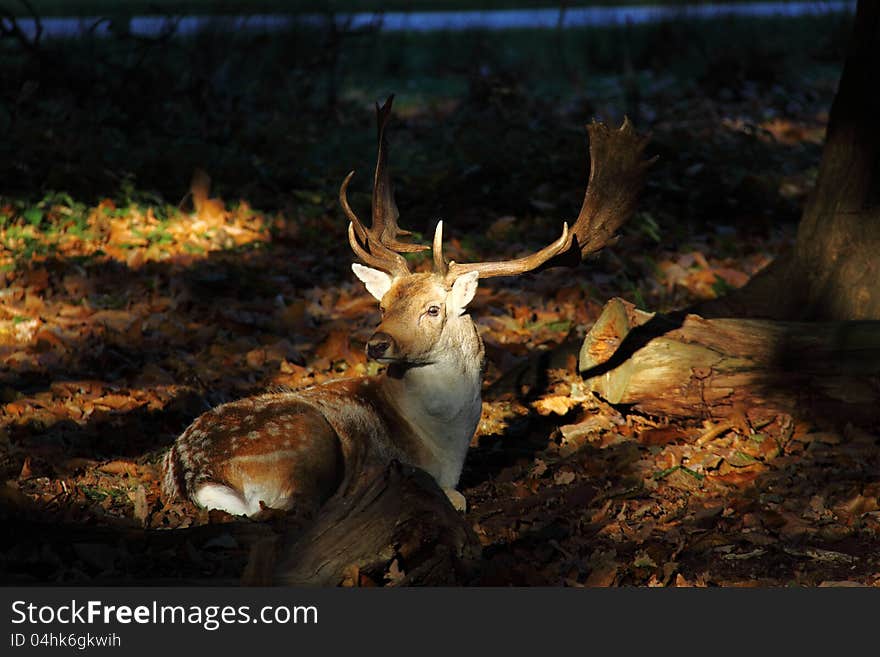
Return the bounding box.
[379,315,484,487]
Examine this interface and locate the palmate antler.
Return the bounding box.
[341,95,428,277]
[342,96,655,283]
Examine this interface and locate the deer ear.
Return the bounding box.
[352,263,393,301]
[449,271,479,315]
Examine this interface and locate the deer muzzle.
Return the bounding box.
[366,332,395,361]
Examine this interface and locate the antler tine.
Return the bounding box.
[432,220,448,276]
[341,95,429,278]
[444,222,570,282]
[346,222,405,274]
[372,95,429,254]
[340,171,369,244]
[341,171,411,277]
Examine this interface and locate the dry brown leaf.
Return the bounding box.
[554,470,576,486]
[340,564,359,587]
[131,485,149,525]
[386,558,406,585]
[639,426,689,446]
[315,329,352,363]
[665,468,703,492]
[191,168,226,224]
[535,395,575,416]
[126,248,145,270]
[529,459,548,478]
[18,456,33,480]
[708,470,760,488]
[246,348,267,369]
[91,309,139,333]
[99,460,138,476]
[94,394,143,412]
[585,550,618,587]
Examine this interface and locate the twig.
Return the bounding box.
[695,420,735,446]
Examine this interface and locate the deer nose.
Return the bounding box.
[367,332,394,360]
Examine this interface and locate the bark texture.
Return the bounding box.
[265,461,481,587]
[580,298,880,424]
[698,1,880,321]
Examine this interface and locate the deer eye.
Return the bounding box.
[427,305,440,317]
[379,305,386,314]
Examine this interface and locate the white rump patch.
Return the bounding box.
[193,481,292,517]
[193,483,259,517]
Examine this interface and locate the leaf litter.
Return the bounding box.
[1,72,879,587]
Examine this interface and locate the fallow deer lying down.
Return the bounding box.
[161,96,652,517]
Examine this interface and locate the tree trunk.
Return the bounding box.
[251,462,481,587]
[697,1,880,321]
[579,298,880,424]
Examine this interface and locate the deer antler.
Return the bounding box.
[432,116,654,282]
[342,95,429,277]
[570,118,655,259]
[432,220,571,280]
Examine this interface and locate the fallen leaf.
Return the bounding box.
[639,426,688,446]
[91,309,139,333]
[340,565,359,587]
[131,485,149,525]
[554,470,576,486]
[99,460,138,476]
[535,395,575,416]
[19,457,33,480]
[585,550,618,587]
[246,348,267,369]
[386,558,406,585]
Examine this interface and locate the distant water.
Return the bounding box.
[6,1,856,40]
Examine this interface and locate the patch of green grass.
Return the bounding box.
[633,211,662,243]
[117,175,163,209]
[711,274,735,297]
[78,484,108,502]
[77,484,131,504]
[653,465,679,479]
[18,235,55,259]
[147,227,175,246]
[22,207,44,227]
[654,464,704,480]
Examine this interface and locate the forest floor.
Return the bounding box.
[2,14,878,586]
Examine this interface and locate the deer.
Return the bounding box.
[161,96,652,517]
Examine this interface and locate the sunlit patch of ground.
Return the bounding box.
[3,68,878,585]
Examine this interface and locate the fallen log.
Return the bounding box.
[262,461,481,587]
[578,298,880,424]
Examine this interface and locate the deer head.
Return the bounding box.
[342,96,653,367]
